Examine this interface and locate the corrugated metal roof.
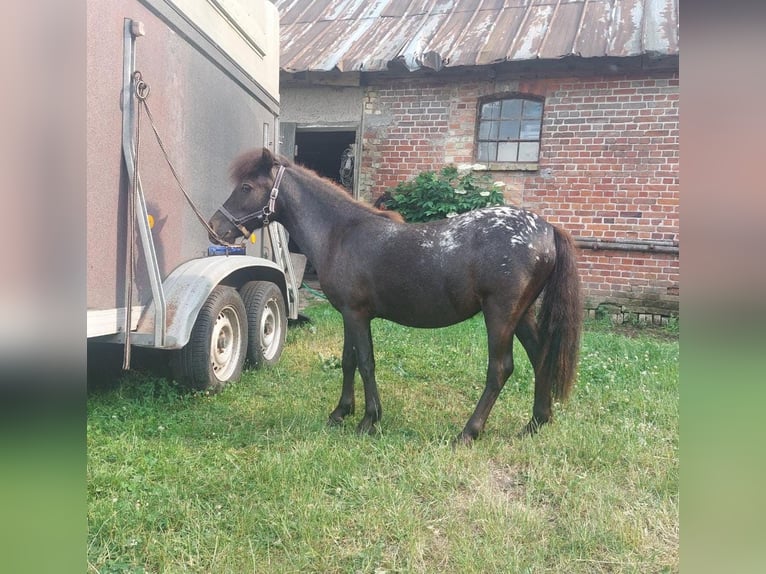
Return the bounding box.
[274,0,679,73]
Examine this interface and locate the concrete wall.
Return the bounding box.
[280,86,363,127]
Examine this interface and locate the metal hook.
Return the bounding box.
[133,71,150,101]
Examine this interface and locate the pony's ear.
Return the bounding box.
[230,148,278,182]
[259,147,276,170]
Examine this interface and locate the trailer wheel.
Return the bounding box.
[240,281,287,367]
[172,285,248,393]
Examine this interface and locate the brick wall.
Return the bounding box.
[360,85,455,193]
[361,71,679,317]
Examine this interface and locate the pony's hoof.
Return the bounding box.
[516,418,545,438]
[328,406,353,427]
[356,417,380,436]
[327,415,344,427]
[451,432,475,449]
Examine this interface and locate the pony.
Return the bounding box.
[209,148,582,444]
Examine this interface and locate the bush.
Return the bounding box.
[384,165,505,222]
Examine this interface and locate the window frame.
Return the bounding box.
[474,94,544,171]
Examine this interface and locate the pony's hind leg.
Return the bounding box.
[328,321,358,425]
[515,310,552,437]
[456,305,517,445]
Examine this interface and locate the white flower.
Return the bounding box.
[479,191,491,197]
[472,163,487,171]
[446,212,459,218]
[454,189,467,195]
[493,181,506,187]
[456,163,473,174]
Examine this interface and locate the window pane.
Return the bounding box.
[478,142,497,161]
[518,141,540,162]
[500,99,522,119]
[479,120,499,140]
[497,142,518,162]
[499,120,520,140]
[481,101,500,119]
[522,100,543,119]
[520,120,541,140]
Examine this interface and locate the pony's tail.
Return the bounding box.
[537,226,583,402]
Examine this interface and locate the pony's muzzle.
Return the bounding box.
[208,211,241,244]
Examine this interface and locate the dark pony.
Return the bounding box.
[210,148,582,444]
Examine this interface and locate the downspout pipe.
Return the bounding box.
[574,237,679,255]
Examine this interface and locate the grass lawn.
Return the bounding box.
[87,303,678,573]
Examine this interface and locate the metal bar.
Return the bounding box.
[268,223,300,320]
[121,19,167,347]
[134,164,167,346]
[121,20,137,368]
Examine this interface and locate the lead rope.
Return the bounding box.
[131,71,241,247]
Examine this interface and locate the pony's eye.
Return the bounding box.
[241,183,253,193]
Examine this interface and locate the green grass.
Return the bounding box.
[88,304,678,573]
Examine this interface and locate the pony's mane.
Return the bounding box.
[228,148,293,183]
[229,148,401,221]
[291,163,382,216]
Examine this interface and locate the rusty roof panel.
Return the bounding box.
[347,12,428,71]
[280,21,332,67]
[396,14,444,70]
[424,7,474,61]
[326,0,376,21]
[275,0,679,74]
[608,0,643,56]
[475,6,527,65]
[509,3,554,60]
[451,9,501,67]
[480,0,507,10]
[279,0,329,25]
[643,0,679,54]
[538,1,583,59]
[337,11,415,71]
[574,0,612,58]
[379,0,414,18]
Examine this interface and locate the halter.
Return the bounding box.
[215,164,286,240]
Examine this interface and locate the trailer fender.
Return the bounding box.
[135,255,288,349]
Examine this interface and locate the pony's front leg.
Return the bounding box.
[328,322,358,425]
[344,313,382,435]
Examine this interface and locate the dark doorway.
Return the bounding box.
[295,130,356,191]
[292,130,356,279]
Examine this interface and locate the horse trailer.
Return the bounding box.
[87,0,302,390]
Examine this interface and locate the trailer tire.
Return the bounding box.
[240,281,286,368]
[172,285,248,393]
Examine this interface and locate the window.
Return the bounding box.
[476,97,543,165]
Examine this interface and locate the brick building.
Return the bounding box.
[275,0,679,320]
